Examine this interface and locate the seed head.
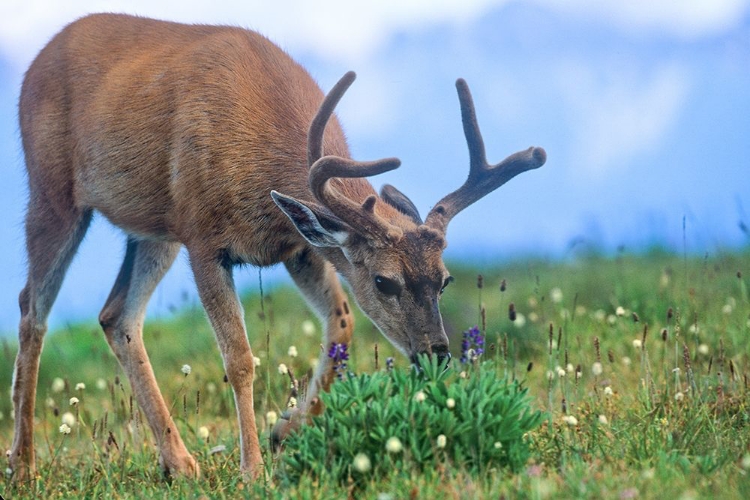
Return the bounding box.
[181,364,191,376]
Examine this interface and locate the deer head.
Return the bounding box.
[272,71,546,363]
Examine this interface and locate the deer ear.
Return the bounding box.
[271,191,349,247]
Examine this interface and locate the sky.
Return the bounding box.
[0,0,748,334]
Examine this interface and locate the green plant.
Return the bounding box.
[280,354,544,485]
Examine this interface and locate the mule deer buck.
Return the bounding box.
[9,13,546,480]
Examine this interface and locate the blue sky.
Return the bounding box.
[0,0,748,333]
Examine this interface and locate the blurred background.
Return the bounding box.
[0,0,748,334]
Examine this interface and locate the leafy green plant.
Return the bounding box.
[280,355,544,485]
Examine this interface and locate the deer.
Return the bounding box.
[8,13,546,480]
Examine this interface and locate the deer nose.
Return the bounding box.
[410,344,451,367]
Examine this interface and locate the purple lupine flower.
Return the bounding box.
[460,326,485,364]
[328,342,350,379]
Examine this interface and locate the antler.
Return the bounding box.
[308,72,404,243]
[425,78,546,234]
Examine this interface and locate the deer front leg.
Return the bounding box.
[273,248,354,444]
[189,251,263,479]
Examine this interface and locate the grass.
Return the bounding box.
[1,249,749,499]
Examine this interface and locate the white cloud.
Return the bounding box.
[0,0,505,71]
[536,0,750,39]
[556,60,691,177]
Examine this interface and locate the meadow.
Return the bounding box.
[1,249,749,499]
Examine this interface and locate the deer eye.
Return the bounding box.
[374,275,402,297]
[440,276,454,295]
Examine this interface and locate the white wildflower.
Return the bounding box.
[59,423,71,435]
[446,398,455,409]
[622,356,632,366]
[206,382,217,394]
[253,356,261,367]
[96,378,107,390]
[75,383,85,391]
[288,346,298,357]
[562,415,578,426]
[51,377,65,393]
[689,324,699,334]
[353,453,371,472]
[61,412,76,427]
[741,454,750,470]
[546,370,555,381]
[722,303,733,315]
[615,306,626,317]
[592,362,603,376]
[594,309,606,321]
[607,314,617,325]
[266,411,278,427]
[436,435,447,449]
[556,367,566,378]
[494,441,503,449]
[632,339,642,349]
[697,344,709,355]
[385,437,403,454]
[550,287,563,304]
[513,313,526,328]
[414,391,426,403]
[598,415,609,425]
[604,386,613,397]
[675,391,684,401]
[278,363,288,375]
[459,371,467,379]
[69,397,79,406]
[288,397,297,408]
[566,363,575,373]
[301,319,316,336]
[198,426,209,439]
[181,364,191,376]
[45,397,55,408]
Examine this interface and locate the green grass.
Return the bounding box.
[1,249,749,498]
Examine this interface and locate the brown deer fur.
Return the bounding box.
[9,13,545,480]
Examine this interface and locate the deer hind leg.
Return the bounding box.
[272,249,354,445]
[98,237,198,478]
[188,250,263,479]
[10,204,92,481]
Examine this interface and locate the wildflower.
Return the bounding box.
[688,324,699,334]
[253,356,261,367]
[607,315,616,325]
[562,415,578,426]
[385,437,403,454]
[96,378,107,390]
[632,339,642,349]
[697,344,709,355]
[546,370,555,381]
[181,364,192,376]
[675,391,684,401]
[51,377,65,393]
[328,342,349,379]
[459,371,467,379]
[69,397,79,406]
[288,397,297,408]
[278,363,288,375]
[604,386,613,397]
[75,383,85,391]
[741,454,750,470]
[59,423,72,435]
[528,312,539,323]
[592,362,603,376]
[414,391,426,403]
[566,363,575,373]
[266,411,278,427]
[436,435,447,448]
[556,367,566,378]
[45,397,55,408]
[198,426,209,439]
[288,345,298,357]
[514,313,527,328]
[385,357,394,371]
[446,398,456,409]
[206,382,217,394]
[622,356,632,366]
[593,309,606,321]
[494,441,503,449]
[460,326,484,363]
[353,453,371,472]
[61,412,76,427]
[598,415,609,425]
[550,287,563,304]
[615,306,625,317]
[301,319,316,336]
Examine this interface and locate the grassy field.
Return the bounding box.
[1,249,749,499]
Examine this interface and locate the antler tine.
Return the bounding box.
[307,72,404,243]
[425,78,547,234]
[308,71,356,166]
